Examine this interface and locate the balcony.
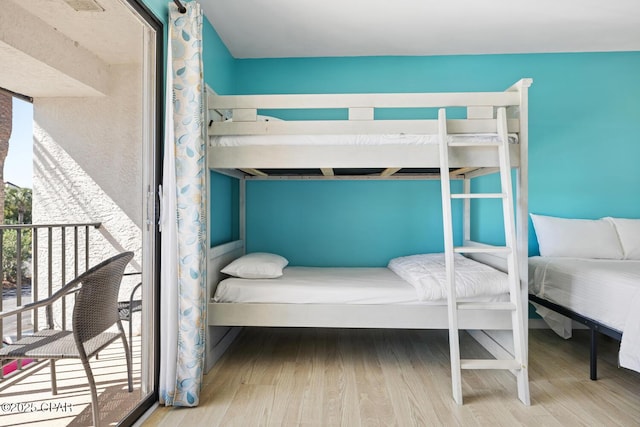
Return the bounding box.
[0,336,142,426]
[0,223,142,426]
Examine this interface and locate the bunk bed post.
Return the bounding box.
[437,108,464,405]
[204,86,246,373]
[508,78,533,352]
[463,179,471,242]
[239,178,246,248]
[507,79,533,404]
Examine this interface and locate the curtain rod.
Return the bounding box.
[173,0,186,13]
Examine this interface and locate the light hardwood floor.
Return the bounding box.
[145,328,640,426]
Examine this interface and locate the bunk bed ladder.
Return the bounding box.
[438,107,530,405]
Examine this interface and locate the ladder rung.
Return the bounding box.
[453,245,511,254]
[457,302,516,311]
[450,193,506,199]
[460,359,523,370]
[448,141,501,147]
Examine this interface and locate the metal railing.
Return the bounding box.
[0,222,101,378]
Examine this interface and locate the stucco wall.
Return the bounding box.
[32,64,143,329]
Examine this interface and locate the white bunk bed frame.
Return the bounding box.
[204,79,533,402]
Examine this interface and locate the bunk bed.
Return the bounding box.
[204,79,533,404]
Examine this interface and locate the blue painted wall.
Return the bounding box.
[247,179,462,267]
[210,172,240,246]
[181,12,640,265]
[230,52,640,261]
[140,0,167,25]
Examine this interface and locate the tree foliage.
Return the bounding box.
[2,187,32,283]
[2,229,31,283]
[4,187,32,224]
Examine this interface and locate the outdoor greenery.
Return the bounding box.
[2,186,32,284]
[2,229,31,284]
[4,187,31,224]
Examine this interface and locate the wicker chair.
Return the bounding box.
[0,251,134,427]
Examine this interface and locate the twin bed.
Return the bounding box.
[209,250,511,329]
[203,79,533,404]
[527,215,640,379]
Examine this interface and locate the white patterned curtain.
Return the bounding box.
[159,1,206,407]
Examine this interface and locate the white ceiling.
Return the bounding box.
[202,0,640,59]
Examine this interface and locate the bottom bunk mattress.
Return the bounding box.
[529,256,640,372]
[213,266,508,305]
[209,253,515,329]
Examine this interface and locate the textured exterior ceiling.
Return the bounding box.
[7,0,143,64]
[0,0,144,97]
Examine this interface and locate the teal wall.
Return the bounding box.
[247,180,462,267]
[230,52,640,261]
[210,172,240,246]
[201,16,235,94]
[141,3,640,262]
[135,5,639,319]
[140,0,167,25]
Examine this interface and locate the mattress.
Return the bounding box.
[213,266,507,305]
[529,256,640,332]
[211,133,518,147]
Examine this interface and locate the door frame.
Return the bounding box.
[120,0,163,424]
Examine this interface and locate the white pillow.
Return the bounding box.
[388,253,508,301]
[530,213,623,259]
[605,217,640,260]
[221,252,289,279]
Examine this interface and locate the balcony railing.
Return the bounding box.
[0,222,101,378]
[0,222,144,425]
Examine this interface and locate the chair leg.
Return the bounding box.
[79,355,101,427]
[118,321,134,393]
[50,360,58,395]
[129,316,134,358]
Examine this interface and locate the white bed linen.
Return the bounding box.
[212,133,518,147]
[529,256,640,372]
[213,266,506,305]
[388,253,509,301]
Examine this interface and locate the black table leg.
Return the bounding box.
[590,328,598,380]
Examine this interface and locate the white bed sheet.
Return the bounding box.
[529,257,640,332]
[213,266,507,305]
[212,133,518,147]
[529,256,640,372]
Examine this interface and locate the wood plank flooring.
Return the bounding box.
[144,328,640,426]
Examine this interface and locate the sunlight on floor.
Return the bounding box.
[0,335,142,426]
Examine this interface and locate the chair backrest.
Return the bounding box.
[72,252,134,344]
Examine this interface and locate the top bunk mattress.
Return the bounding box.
[529,256,640,332]
[211,133,518,147]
